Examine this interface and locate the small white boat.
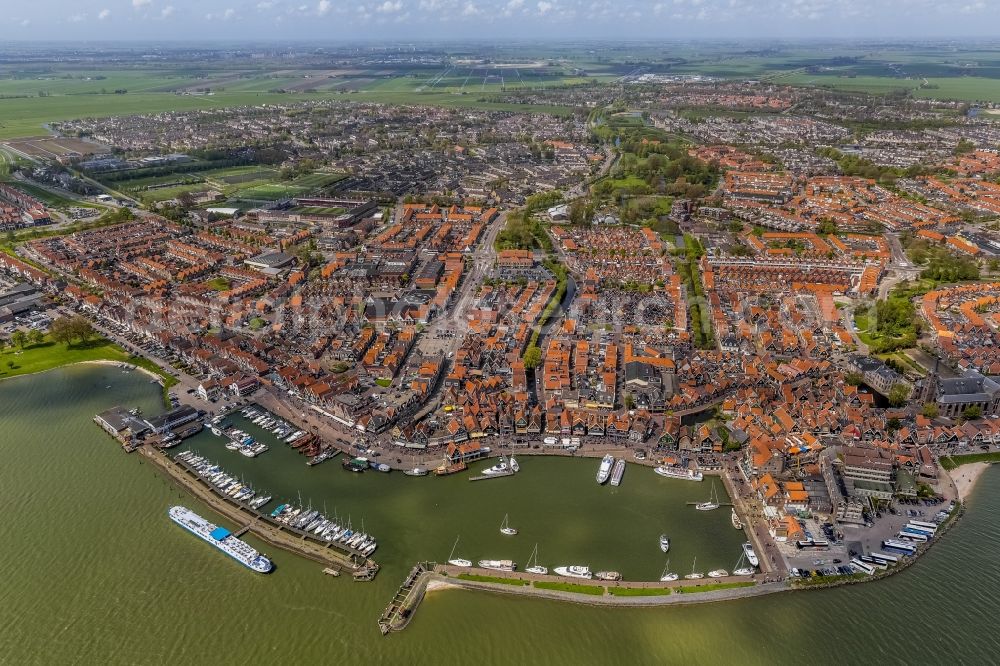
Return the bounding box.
[731,508,743,530]
[509,454,520,473]
[500,513,518,536]
[708,569,729,578]
[742,542,759,567]
[481,455,510,477]
[659,534,670,553]
[595,571,621,581]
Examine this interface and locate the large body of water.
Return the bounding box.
[2,365,999,664]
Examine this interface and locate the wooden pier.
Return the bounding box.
[469,469,514,481]
[377,563,432,635]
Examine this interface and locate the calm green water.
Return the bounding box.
[2,366,999,665]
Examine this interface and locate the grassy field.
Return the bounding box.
[676,581,755,594]
[106,164,338,205]
[0,334,174,398]
[940,452,1000,471]
[0,337,130,380]
[204,277,231,292]
[0,180,97,209]
[533,581,606,595]
[607,587,672,596]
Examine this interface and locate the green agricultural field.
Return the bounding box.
[0,83,576,141]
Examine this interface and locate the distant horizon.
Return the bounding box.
[5,37,1000,46]
[6,0,1000,43]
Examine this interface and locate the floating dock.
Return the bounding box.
[469,469,514,481]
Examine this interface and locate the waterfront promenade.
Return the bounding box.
[425,572,788,607]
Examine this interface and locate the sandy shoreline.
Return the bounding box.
[0,358,162,384]
[425,579,461,593]
[949,462,991,502]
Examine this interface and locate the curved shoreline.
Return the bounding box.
[948,462,991,502]
[0,358,163,384]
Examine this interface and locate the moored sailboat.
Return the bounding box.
[500,513,518,536]
[525,543,547,575]
[447,535,472,568]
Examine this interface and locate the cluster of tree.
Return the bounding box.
[495,213,552,252]
[50,316,94,346]
[816,147,931,184]
[4,328,44,350]
[524,190,563,214]
[921,250,980,283]
[867,297,920,353]
[279,158,319,181]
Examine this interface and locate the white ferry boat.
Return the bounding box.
[596,455,614,484]
[742,542,759,567]
[610,458,626,486]
[168,506,272,573]
[553,565,593,579]
[653,465,704,482]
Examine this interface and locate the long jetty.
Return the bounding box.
[140,445,378,577]
[376,562,787,634]
[378,563,433,635]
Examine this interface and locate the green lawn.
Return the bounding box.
[374,378,392,388]
[676,581,755,594]
[0,337,131,380]
[204,277,231,291]
[607,587,672,597]
[533,581,606,595]
[941,452,1000,471]
[0,180,95,209]
[456,574,529,586]
[0,335,177,403]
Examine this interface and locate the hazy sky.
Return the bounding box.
[9,0,1000,40]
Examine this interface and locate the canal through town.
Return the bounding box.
[2,364,999,664]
